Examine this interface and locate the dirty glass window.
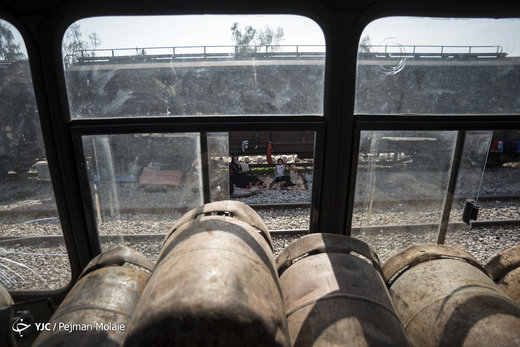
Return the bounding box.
[355,17,520,115]
[63,15,325,118]
[84,133,207,257]
[86,131,314,259]
[0,20,70,291]
[350,130,492,262]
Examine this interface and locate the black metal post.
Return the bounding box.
[437,130,466,244]
[200,132,211,204]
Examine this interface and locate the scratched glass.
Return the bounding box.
[350,130,493,263]
[0,20,70,291]
[355,17,520,115]
[63,15,325,118]
[84,131,315,257]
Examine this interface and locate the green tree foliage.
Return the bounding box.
[0,22,24,60]
[62,23,101,67]
[231,23,284,53]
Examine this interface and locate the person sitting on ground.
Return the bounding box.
[229,155,263,194]
[270,158,295,189]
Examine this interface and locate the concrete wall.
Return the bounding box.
[66,57,520,118]
[66,61,325,117]
[355,58,520,114]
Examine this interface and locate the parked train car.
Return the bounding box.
[2,113,519,176]
[487,130,520,165]
[228,131,315,158]
[0,61,44,178]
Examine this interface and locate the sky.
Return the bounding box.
[77,15,326,50]
[363,17,520,57]
[4,15,520,57]
[73,15,520,57]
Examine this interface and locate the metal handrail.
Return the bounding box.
[71,44,506,64]
[73,44,326,64]
[361,44,505,59]
[368,44,502,54]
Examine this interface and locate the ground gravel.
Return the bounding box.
[0,165,519,291]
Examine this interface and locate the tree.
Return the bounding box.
[0,21,24,60]
[62,23,101,67]
[231,23,284,53]
[359,35,371,53]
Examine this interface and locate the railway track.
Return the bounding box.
[0,221,516,248]
[0,202,312,219]
[1,196,518,291]
[2,195,519,218]
[2,195,520,237]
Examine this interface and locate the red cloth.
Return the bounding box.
[266,143,272,164]
[490,139,499,152]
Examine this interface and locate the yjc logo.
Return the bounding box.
[12,318,31,338]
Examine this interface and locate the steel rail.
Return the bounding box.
[2,195,520,218]
[0,217,518,247]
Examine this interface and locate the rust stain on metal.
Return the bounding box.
[486,245,520,305]
[277,234,409,346]
[382,243,488,286]
[276,233,383,278]
[79,245,155,279]
[124,202,289,347]
[384,243,520,347]
[34,250,151,346]
[163,200,273,250]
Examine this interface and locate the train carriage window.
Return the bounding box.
[65,15,321,256]
[352,130,493,261]
[0,20,70,291]
[84,130,315,257]
[351,17,520,262]
[83,133,209,256]
[355,17,520,115]
[63,15,325,118]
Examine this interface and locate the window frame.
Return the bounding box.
[2,0,519,302]
[343,7,520,235]
[36,5,342,301]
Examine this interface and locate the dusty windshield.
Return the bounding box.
[63,15,325,118]
[355,17,520,115]
[0,19,70,291]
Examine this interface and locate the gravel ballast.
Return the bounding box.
[0,165,519,291]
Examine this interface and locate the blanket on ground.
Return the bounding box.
[230,173,307,197]
[261,173,308,190]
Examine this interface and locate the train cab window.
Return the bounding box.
[82,132,224,247]
[351,17,520,262]
[63,15,323,256]
[63,15,325,118]
[355,17,520,115]
[0,19,70,291]
[84,131,314,256]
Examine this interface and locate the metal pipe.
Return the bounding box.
[437,130,466,244]
[199,132,211,204]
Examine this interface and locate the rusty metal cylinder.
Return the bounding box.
[0,284,15,347]
[123,200,290,347]
[33,246,154,347]
[383,243,520,347]
[276,233,409,346]
[486,245,520,305]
